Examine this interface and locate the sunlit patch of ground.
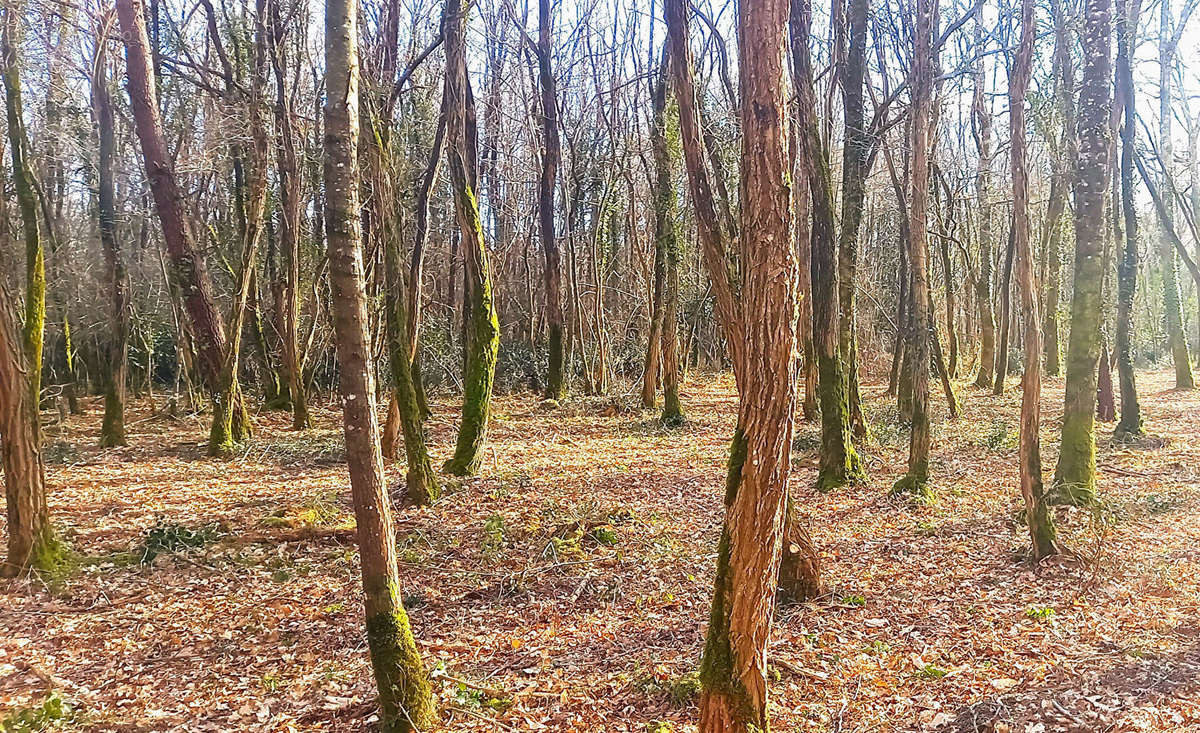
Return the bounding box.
[2,368,1198,731]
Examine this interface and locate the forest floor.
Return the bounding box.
[2,368,1200,732]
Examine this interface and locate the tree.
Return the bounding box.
[1156,0,1196,389]
[92,14,129,448]
[893,0,937,502]
[1053,0,1115,505]
[648,63,684,424]
[1042,0,1076,378]
[2,3,44,414]
[115,0,246,455]
[1114,0,1143,438]
[791,0,864,492]
[667,0,817,725]
[971,17,996,391]
[534,0,566,401]
[442,0,501,477]
[1011,0,1058,559]
[322,0,436,724]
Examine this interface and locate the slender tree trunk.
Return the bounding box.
[322,0,436,726]
[993,226,1015,395]
[1053,0,1113,504]
[535,0,566,400]
[1011,0,1058,558]
[972,18,996,390]
[1114,0,1143,438]
[269,0,310,428]
[442,0,500,476]
[893,0,937,502]
[2,6,45,414]
[94,22,129,447]
[792,0,863,491]
[116,0,232,440]
[795,160,818,419]
[1157,0,1195,389]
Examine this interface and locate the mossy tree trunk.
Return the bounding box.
[1011,0,1059,560]
[893,0,937,503]
[322,0,436,725]
[0,287,58,578]
[93,22,129,448]
[2,5,45,414]
[838,0,871,441]
[442,0,500,477]
[1053,0,1113,505]
[792,0,863,492]
[667,0,819,726]
[1114,0,1143,439]
[649,65,684,424]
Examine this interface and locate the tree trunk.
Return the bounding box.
[0,287,57,577]
[269,0,311,428]
[648,66,684,423]
[971,18,996,390]
[1053,0,1113,505]
[993,225,1015,395]
[535,0,566,400]
[838,0,871,441]
[1157,0,1195,389]
[893,0,936,503]
[442,0,500,476]
[2,6,45,414]
[93,20,129,448]
[116,0,232,440]
[792,0,863,492]
[322,0,436,725]
[1011,0,1058,559]
[1114,0,1143,438]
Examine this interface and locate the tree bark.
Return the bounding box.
[1011,0,1058,559]
[535,0,566,400]
[322,0,436,725]
[792,0,864,491]
[971,17,996,390]
[1053,0,1114,504]
[1114,0,1143,438]
[442,0,501,476]
[893,0,937,502]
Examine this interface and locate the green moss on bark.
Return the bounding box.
[815,351,865,492]
[365,606,437,732]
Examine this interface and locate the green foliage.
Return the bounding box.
[646,722,673,733]
[453,684,511,712]
[866,640,892,655]
[137,521,221,564]
[2,693,76,732]
[481,514,507,557]
[915,664,947,679]
[840,594,866,607]
[1025,606,1056,622]
[980,421,1017,453]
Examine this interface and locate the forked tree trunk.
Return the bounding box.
[1053,0,1113,505]
[322,0,436,726]
[1011,0,1058,559]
